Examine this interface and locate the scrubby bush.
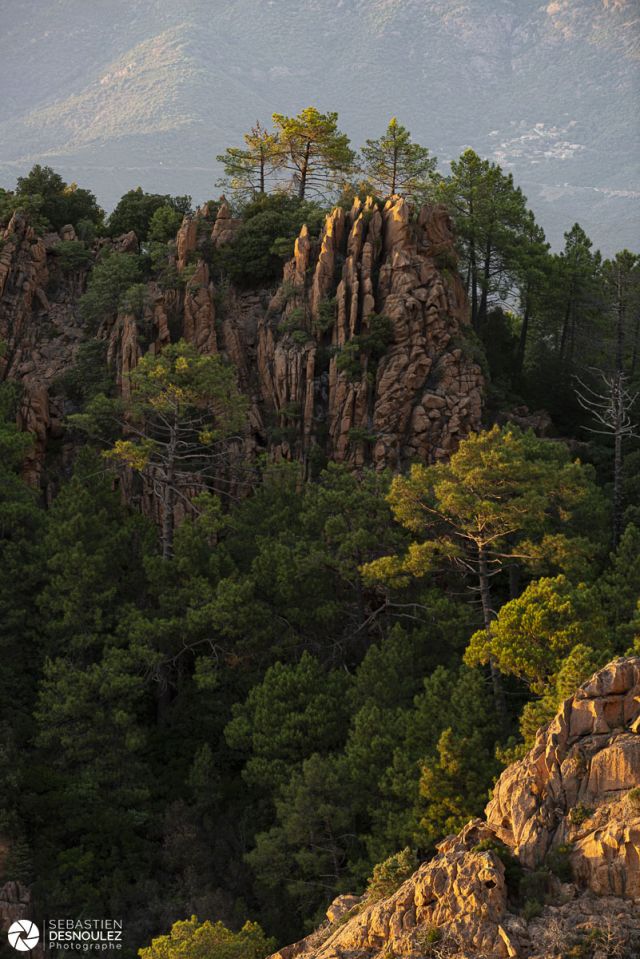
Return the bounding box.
[365,847,416,902]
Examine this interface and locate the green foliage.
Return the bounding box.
[365,425,601,591]
[1,135,638,959]
[365,848,416,901]
[14,164,104,232]
[272,107,356,200]
[465,576,609,690]
[361,118,437,199]
[568,803,593,826]
[138,917,275,959]
[545,843,574,882]
[216,121,284,202]
[147,204,185,244]
[414,926,443,954]
[627,787,640,809]
[51,240,93,272]
[418,727,500,848]
[79,251,144,329]
[312,297,337,336]
[108,188,191,240]
[521,899,543,921]
[225,653,351,803]
[519,643,607,745]
[213,193,325,285]
[335,314,392,380]
[0,386,43,732]
[437,149,531,330]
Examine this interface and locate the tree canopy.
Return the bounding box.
[361,118,436,199]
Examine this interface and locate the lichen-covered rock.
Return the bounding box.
[267,659,640,959]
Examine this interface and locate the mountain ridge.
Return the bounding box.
[1,0,638,251]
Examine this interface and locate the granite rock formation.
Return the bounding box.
[0,197,483,495]
[268,658,640,959]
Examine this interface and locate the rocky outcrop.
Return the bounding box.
[1,196,483,494]
[487,658,640,897]
[269,659,640,959]
[0,212,86,489]
[255,197,483,469]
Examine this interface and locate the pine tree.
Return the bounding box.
[72,341,248,559]
[439,149,530,329]
[363,426,604,723]
[272,108,356,200]
[361,118,436,199]
[216,122,283,201]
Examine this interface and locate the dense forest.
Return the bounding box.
[0,109,639,959]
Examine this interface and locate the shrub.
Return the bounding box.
[568,803,593,826]
[365,847,416,902]
[312,297,337,335]
[52,240,93,272]
[545,842,573,882]
[57,341,113,405]
[212,194,326,286]
[519,867,553,905]
[290,330,312,346]
[335,314,392,380]
[627,787,640,809]
[414,926,442,954]
[522,898,543,921]
[138,916,275,959]
[79,252,144,330]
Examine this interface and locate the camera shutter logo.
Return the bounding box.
[7,920,40,952]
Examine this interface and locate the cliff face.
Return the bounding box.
[0,197,483,493]
[254,196,482,470]
[0,214,86,491]
[270,658,640,959]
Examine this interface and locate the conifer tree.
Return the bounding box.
[361,118,436,199]
[272,107,356,200]
[363,426,603,723]
[216,122,283,201]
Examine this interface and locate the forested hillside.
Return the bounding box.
[0,109,639,959]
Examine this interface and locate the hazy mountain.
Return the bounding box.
[0,0,638,251]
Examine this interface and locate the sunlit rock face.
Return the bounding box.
[267,658,640,959]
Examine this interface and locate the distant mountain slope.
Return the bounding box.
[0,0,638,251]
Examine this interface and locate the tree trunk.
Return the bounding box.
[613,424,623,549]
[630,310,640,378]
[478,547,508,729]
[161,426,177,561]
[612,375,624,549]
[157,419,177,721]
[612,266,626,548]
[470,239,479,329]
[559,290,572,361]
[513,288,530,379]
[477,237,492,329]
[298,141,311,200]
